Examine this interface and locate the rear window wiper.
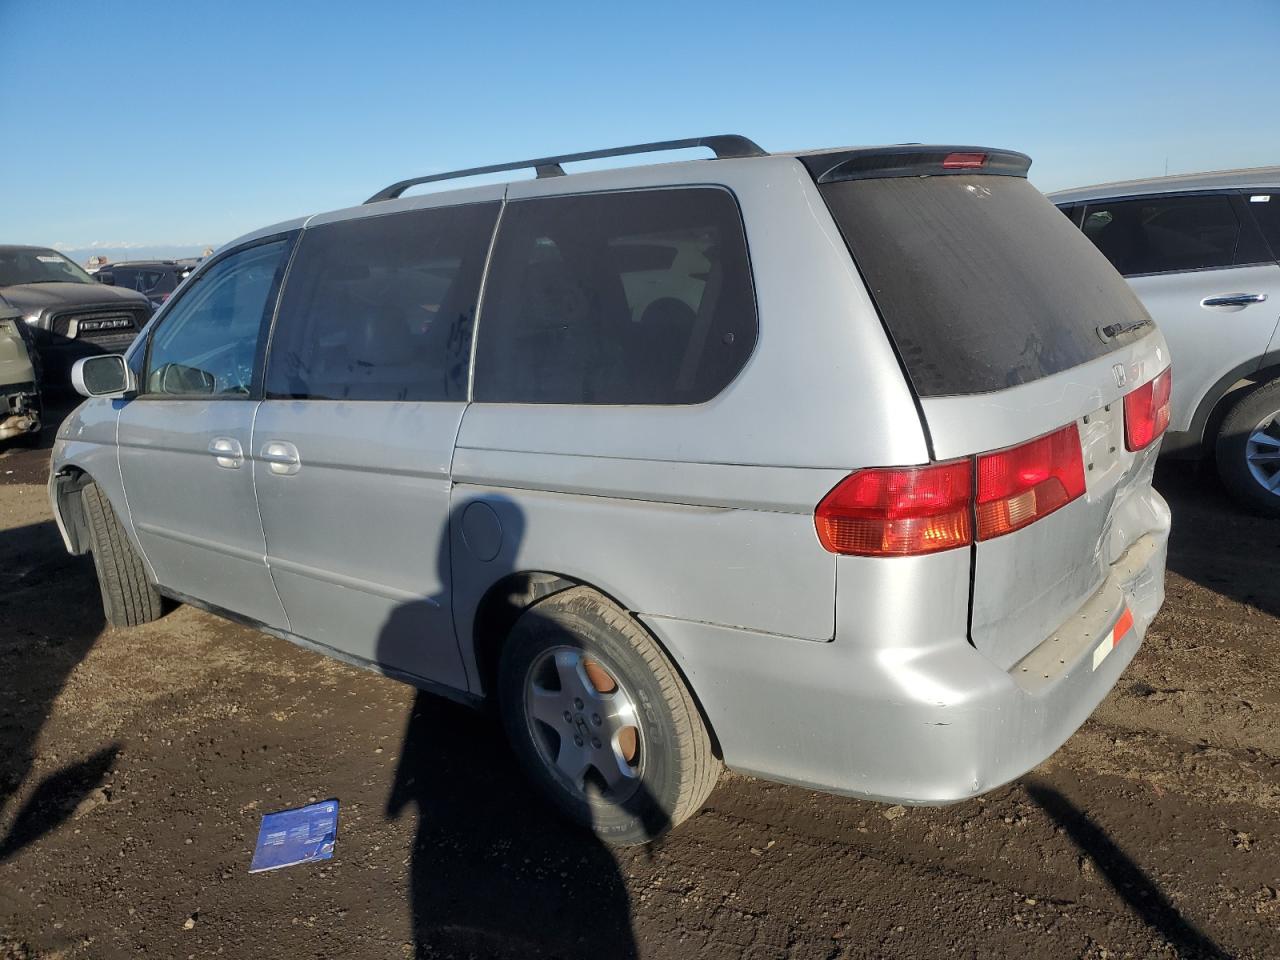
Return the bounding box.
[1097,316,1152,342]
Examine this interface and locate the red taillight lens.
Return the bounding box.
[1124,367,1172,451]
[815,460,973,556]
[942,151,987,169]
[975,423,1086,540]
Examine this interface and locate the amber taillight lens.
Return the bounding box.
[814,460,973,556]
[1124,367,1172,451]
[975,423,1087,541]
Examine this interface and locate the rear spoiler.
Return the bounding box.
[801,146,1032,184]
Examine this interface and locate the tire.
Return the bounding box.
[497,586,720,845]
[1215,378,1280,518]
[82,481,164,627]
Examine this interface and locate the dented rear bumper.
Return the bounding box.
[643,494,1169,803]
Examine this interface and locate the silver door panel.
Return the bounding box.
[116,398,287,628]
[253,400,468,689]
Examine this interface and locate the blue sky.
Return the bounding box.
[3,0,1277,254]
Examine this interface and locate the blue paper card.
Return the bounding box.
[249,800,339,873]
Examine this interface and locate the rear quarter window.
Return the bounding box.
[472,187,757,405]
[1244,192,1280,259]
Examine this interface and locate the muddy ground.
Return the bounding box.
[0,410,1277,960]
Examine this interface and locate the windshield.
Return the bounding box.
[0,248,95,287]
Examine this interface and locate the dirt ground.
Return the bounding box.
[0,410,1277,960]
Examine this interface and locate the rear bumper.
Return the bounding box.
[645,503,1169,804]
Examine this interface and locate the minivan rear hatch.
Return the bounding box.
[809,146,1169,668]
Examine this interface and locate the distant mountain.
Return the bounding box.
[54,244,219,265]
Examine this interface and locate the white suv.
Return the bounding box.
[1052,168,1280,514]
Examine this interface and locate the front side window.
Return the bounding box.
[1081,194,1241,276]
[265,202,500,402]
[144,238,291,396]
[473,188,757,405]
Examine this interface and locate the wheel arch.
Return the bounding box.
[467,569,723,759]
[1169,350,1280,459]
[50,466,94,555]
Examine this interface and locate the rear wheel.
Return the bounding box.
[82,481,164,627]
[1216,379,1280,517]
[497,587,720,845]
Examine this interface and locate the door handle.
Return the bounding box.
[1201,292,1268,308]
[208,437,243,469]
[260,440,302,476]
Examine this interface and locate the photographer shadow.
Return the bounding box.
[378,496,645,959]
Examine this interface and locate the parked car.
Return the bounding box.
[1050,168,1280,514]
[0,306,41,444]
[0,245,152,386]
[96,260,193,308]
[51,137,1172,844]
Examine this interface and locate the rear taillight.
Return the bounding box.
[816,425,1090,556]
[975,424,1087,540]
[814,461,972,557]
[942,151,987,169]
[1124,367,1172,451]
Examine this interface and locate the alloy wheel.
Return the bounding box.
[523,646,643,803]
[1245,411,1280,498]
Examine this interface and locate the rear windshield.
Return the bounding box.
[819,175,1152,397]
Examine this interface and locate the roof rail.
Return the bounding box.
[364,135,767,204]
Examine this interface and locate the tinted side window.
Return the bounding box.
[473,188,757,405]
[1244,192,1280,260]
[1056,203,1081,226]
[1080,194,1240,276]
[266,203,499,402]
[145,239,291,396]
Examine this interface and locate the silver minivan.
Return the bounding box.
[51,137,1172,843]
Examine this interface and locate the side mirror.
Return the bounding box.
[71,355,133,398]
[157,362,215,395]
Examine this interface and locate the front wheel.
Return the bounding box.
[82,481,164,627]
[497,587,720,845]
[1216,379,1280,517]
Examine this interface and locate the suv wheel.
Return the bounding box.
[497,587,720,845]
[82,481,164,627]
[1216,378,1280,517]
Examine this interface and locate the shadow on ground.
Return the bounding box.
[1028,783,1230,960]
[385,693,639,959]
[0,517,119,864]
[1155,460,1280,618]
[379,495,648,958]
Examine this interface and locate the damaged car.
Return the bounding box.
[0,306,41,444]
[0,245,152,387]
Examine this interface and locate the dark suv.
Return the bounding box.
[0,245,153,385]
[97,260,193,308]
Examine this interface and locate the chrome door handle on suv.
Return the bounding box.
[260,440,302,476]
[208,437,244,469]
[1202,292,1269,308]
